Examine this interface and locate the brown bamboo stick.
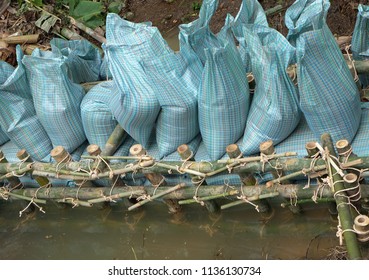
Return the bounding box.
[68,17,106,44]
[3,34,39,44]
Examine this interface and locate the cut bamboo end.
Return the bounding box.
[260,140,274,155]
[87,144,101,157]
[129,144,146,157]
[305,142,319,157]
[336,139,351,155]
[177,144,193,160]
[353,215,369,243]
[344,173,358,184]
[50,146,72,163]
[16,149,29,161]
[226,144,242,159]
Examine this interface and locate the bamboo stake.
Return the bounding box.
[56,198,92,207]
[265,4,284,16]
[226,144,270,213]
[128,183,185,211]
[130,144,181,213]
[177,144,219,213]
[321,133,362,260]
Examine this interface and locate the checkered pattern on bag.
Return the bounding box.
[0,126,9,145]
[230,0,268,72]
[0,46,53,161]
[351,4,369,88]
[240,25,301,155]
[199,41,250,161]
[23,48,86,153]
[141,52,201,158]
[50,38,102,84]
[285,0,361,144]
[103,13,171,147]
[81,81,120,149]
[178,0,220,65]
[275,103,369,158]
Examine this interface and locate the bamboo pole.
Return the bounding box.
[177,144,219,213]
[130,144,181,213]
[321,133,362,260]
[128,183,185,211]
[10,183,369,201]
[68,17,106,44]
[102,125,126,157]
[178,190,239,205]
[0,150,22,189]
[87,190,144,204]
[221,192,280,210]
[16,149,50,187]
[3,34,39,44]
[224,144,270,213]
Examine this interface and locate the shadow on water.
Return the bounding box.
[0,198,350,260]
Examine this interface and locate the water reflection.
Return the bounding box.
[0,199,354,260]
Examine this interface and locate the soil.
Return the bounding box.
[1,0,369,66]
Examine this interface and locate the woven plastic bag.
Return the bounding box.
[0,127,9,145]
[230,0,268,72]
[0,46,53,161]
[188,2,250,160]
[23,47,86,153]
[103,13,171,147]
[50,38,102,83]
[285,0,361,143]
[178,0,220,64]
[352,4,369,88]
[240,25,301,155]
[141,51,201,158]
[81,81,121,148]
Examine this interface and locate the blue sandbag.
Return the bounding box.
[351,4,369,88]
[141,52,201,158]
[178,0,220,64]
[0,46,53,161]
[0,126,9,145]
[285,0,361,144]
[103,13,171,147]
[240,25,301,155]
[230,0,268,72]
[81,81,122,148]
[50,38,102,83]
[23,48,86,153]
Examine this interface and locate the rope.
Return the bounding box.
[345,45,359,82]
[55,153,72,178]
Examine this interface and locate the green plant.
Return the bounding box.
[192,1,201,11]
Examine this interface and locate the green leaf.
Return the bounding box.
[70,1,104,28]
[108,1,123,14]
[30,0,43,7]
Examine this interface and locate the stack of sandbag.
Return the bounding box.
[180,0,250,161]
[103,13,203,158]
[0,46,53,161]
[23,46,87,154]
[352,4,369,88]
[285,0,361,144]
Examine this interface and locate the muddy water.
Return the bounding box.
[0,198,343,260]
